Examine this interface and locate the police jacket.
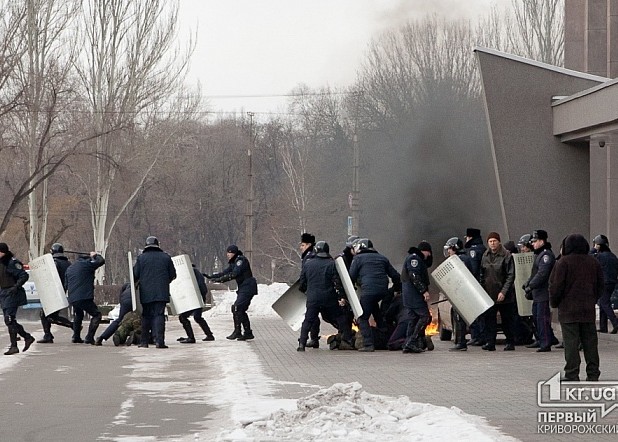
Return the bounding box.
[0,252,28,309]
[53,254,71,291]
[133,247,176,304]
[350,249,401,298]
[301,246,316,267]
[526,244,555,303]
[66,254,105,303]
[213,252,257,297]
[464,237,486,281]
[480,245,515,303]
[401,248,430,309]
[337,247,354,271]
[594,249,618,288]
[299,255,341,307]
[193,266,208,302]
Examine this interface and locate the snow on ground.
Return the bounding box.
[202,284,516,441]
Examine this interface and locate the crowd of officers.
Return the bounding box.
[0,236,260,354]
[295,228,613,374]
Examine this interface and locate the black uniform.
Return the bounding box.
[178,265,214,343]
[298,254,352,349]
[401,247,431,353]
[38,253,73,343]
[211,249,257,340]
[349,248,401,350]
[301,245,321,345]
[464,236,487,344]
[133,245,176,348]
[66,253,106,344]
[594,248,618,333]
[0,244,35,355]
[451,251,474,349]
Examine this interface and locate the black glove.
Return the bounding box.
[204,274,214,279]
[524,284,533,300]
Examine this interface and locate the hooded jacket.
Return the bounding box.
[549,234,603,323]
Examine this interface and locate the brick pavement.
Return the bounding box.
[249,317,618,441]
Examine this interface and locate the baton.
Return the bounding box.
[430,298,450,305]
[63,250,99,255]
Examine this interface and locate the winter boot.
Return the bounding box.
[5,325,19,355]
[23,335,35,352]
[203,334,215,341]
[95,337,104,346]
[84,315,102,344]
[237,330,255,341]
[72,325,84,343]
[227,312,242,340]
[4,346,19,355]
[37,335,54,344]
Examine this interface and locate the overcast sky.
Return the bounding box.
[177,0,511,118]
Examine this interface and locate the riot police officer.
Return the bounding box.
[401,241,432,354]
[66,251,106,344]
[464,228,487,346]
[207,245,258,341]
[299,233,320,347]
[133,236,176,348]
[178,264,215,343]
[0,243,35,355]
[444,237,473,351]
[38,243,74,343]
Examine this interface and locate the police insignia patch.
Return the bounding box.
[470,251,476,258]
[543,255,549,263]
[15,262,22,270]
[411,259,419,267]
[236,260,243,266]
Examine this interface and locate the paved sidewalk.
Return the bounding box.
[248,318,618,441]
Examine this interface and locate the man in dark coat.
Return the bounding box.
[299,233,321,348]
[207,245,258,340]
[38,243,74,343]
[66,251,105,344]
[95,282,132,345]
[133,236,176,348]
[550,234,604,381]
[349,238,401,352]
[479,232,517,351]
[0,243,35,355]
[177,264,215,343]
[444,237,474,351]
[297,241,353,351]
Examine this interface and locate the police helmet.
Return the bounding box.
[517,234,532,250]
[346,235,359,248]
[443,237,463,257]
[593,234,609,246]
[353,238,370,254]
[314,241,330,257]
[145,236,160,248]
[50,243,64,254]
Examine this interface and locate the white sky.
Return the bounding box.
[177,0,511,118]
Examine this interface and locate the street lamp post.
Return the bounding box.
[246,112,255,264]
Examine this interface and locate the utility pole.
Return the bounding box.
[349,90,362,237]
[245,112,255,264]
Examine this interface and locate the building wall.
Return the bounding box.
[565,0,618,78]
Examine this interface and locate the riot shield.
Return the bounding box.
[513,252,534,317]
[128,251,142,314]
[335,256,363,318]
[271,280,306,331]
[431,255,494,325]
[28,254,69,316]
[169,254,204,315]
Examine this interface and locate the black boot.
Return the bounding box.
[180,317,196,343]
[237,330,254,341]
[227,312,242,340]
[85,315,101,345]
[5,325,19,355]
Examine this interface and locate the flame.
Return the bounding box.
[425,316,439,336]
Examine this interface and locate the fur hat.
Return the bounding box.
[417,241,432,253]
[0,243,8,253]
[300,233,316,245]
[466,228,481,238]
[487,232,501,242]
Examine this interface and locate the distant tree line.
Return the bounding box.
[0,0,564,284]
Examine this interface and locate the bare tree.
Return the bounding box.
[73,0,195,282]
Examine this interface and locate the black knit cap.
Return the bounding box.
[227,244,239,254]
[418,241,432,254]
[0,243,8,253]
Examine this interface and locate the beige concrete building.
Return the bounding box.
[475,0,618,244]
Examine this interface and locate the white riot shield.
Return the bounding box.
[335,256,363,318]
[169,254,204,315]
[128,251,142,314]
[272,280,306,331]
[431,255,494,325]
[513,252,534,317]
[28,254,69,316]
